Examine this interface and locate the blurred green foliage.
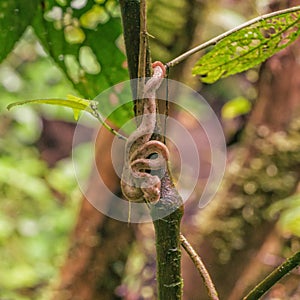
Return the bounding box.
[221,96,252,119]
[0,30,81,300]
[268,194,300,237]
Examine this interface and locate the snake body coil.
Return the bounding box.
[121,62,169,204]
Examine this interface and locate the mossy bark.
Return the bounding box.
[152,172,184,300]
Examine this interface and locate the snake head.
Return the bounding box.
[152,61,166,77]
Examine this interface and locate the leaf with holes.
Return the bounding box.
[31,0,132,127]
[0,0,39,63]
[193,8,300,83]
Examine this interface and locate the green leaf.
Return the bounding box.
[268,194,300,237]
[31,0,128,99]
[193,7,300,83]
[280,207,300,236]
[221,97,252,119]
[0,0,39,63]
[7,94,93,120]
[7,95,128,140]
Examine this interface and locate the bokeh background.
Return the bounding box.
[0,0,300,299]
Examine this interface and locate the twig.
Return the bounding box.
[180,233,219,300]
[243,251,300,300]
[89,101,127,141]
[166,5,300,68]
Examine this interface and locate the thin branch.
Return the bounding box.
[166,5,300,68]
[180,233,219,300]
[89,101,127,141]
[243,251,300,300]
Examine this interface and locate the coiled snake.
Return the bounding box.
[121,61,169,204]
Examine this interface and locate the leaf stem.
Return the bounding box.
[89,102,127,140]
[166,5,300,68]
[180,233,219,300]
[243,251,300,300]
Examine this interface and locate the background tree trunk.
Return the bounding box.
[52,127,135,300]
[182,1,300,298]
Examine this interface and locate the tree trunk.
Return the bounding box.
[52,127,135,300]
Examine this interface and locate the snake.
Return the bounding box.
[121,61,169,204]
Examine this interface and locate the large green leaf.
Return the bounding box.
[31,0,133,126]
[0,0,39,63]
[193,7,300,83]
[31,1,128,96]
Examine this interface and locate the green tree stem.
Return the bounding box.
[152,171,184,300]
[243,251,300,300]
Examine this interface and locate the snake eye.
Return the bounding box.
[147,153,158,159]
